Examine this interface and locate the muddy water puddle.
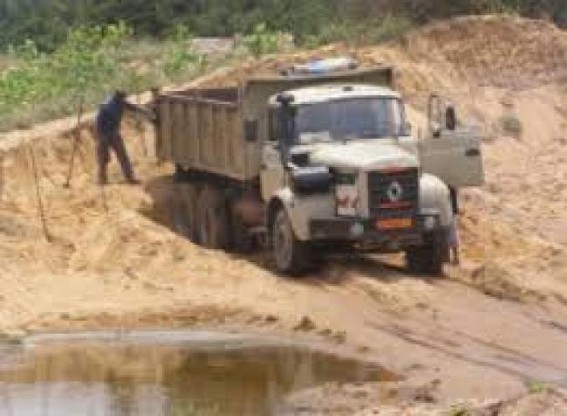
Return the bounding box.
[0,330,396,415]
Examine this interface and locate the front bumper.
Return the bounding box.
[309,213,441,246]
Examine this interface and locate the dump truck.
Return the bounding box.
[152,61,484,275]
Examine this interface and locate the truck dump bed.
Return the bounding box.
[155,66,394,182]
[155,87,246,181]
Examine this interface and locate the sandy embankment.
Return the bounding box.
[0,15,566,410]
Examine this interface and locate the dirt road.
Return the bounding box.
[0,15,566,413]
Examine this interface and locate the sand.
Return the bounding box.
[0,14,566,411]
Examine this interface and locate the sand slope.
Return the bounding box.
[0,15,566,406]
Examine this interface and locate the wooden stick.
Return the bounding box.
[135,93,148,157]
[64,96,85,188]
[28,145,51,242]
[0,151,4,202]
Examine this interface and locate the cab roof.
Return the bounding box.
[269,84,400,106]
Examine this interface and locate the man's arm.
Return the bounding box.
[124,100,157,123]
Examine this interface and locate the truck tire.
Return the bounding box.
[229,206,254,253]
[180,183,200,242]
[172,183,198,241]
[405,229,449,276]
[271,208,311,275]
[197,185,230,249]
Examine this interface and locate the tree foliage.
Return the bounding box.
[1,23,129,107]
[0,22,206,130]
[2,0,562,52]
[0,0,563,130]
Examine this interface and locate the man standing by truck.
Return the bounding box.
[94,90,147,185]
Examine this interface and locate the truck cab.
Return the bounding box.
[260,83,483,274]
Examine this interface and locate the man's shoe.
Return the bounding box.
[127,178,141,185]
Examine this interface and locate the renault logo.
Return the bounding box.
[387,181,404,202]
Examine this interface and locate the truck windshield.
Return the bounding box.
[294,97,406,143]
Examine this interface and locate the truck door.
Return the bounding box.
[419,95,484,188]
[260,143,286,200]
[260,110,286,201]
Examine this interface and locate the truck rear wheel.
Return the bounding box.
[229,205,254,253]
[272,208,311,275]
[405,229,449,276]
[197,185,230,249]
[181,183,200,242]
[172,183,199,242]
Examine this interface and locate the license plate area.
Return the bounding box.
[376,218,413,230]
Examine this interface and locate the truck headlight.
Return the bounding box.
[335,172,358,217]
[291,166,332,194]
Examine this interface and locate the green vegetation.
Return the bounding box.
[0,1,564,53]
[0,0,564,131]
[527,380,550,394]
[243,23,286,58]
[0,23,208,131]
[0,0,335,52]
[162,25,207,78]
[447,405,471,416]
[306,14,414,47]
[499,115,523,138]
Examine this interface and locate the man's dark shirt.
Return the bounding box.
[95,96,139,139]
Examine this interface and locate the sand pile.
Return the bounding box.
[402,15,567,88]
[0,16,566,407]
[0,14,565,331]
[283,382,567,416]
[193,16,566,94]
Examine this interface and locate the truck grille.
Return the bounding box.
[368,169,419,219]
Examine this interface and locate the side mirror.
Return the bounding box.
[276,102,295,166]
[244,119,258,142]
[446,106,457,131]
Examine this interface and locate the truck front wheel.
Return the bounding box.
[405,229,449,276]
[272,209,311,276]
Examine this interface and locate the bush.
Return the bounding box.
[163,25,206,79]
[305,14,413,47]
[526,380,550,394]
[479,0,522,16]
[499,115,522,137]
[0,22,208,131]
[242,23,285,57]
[0,23,131,120]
